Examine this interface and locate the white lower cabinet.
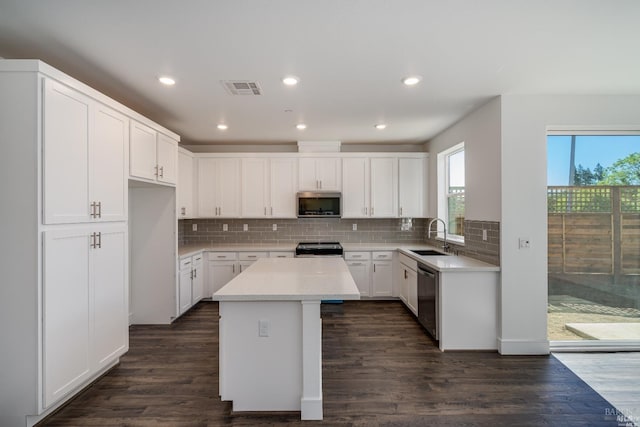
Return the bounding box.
[43,223,127,408]
[345,251,371,297]
[398,253,418,315]
[178,253,204,316]
[207,252,238,296]
[371,251,394,297]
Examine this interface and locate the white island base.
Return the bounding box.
[214,258,360,420]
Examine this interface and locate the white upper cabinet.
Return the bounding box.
[342,157,397,218]
[197,157,241,217]
[370,157,397,217]
[270,158,298,218]
[43,79,128,224]
[91,104,128,222]
[241,157,298,218]
[129,120,178,185]
[342,158,369,218]
[177,149,194,218]
[43,79,90,224]
[157,133,178,184]
[398,157,427,218]
[299,157,341,191]
[242,158,269,217]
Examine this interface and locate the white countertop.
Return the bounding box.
[213,257,361,301]
[179,242,500,273]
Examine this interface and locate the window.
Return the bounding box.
[437,143,465,241]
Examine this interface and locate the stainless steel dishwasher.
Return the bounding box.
[417,263,438,340]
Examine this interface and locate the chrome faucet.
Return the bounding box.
[428,218,450,253]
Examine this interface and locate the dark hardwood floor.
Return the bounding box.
[41,301,622,426]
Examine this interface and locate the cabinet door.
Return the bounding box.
[177,151,194,218]
[129,121,157,181]
[347,261,371,297]
[178,265,192,315]
[298,158,318,190]
[242,158,269,217]
[43,228,91,407]
[92,225,128,370]
[157,133,178,185]
[399,157,426,218]
[217,158,241,217]
[317,158,341,191]
[372,261,393,297]
[370,158,397,218]
[208,261,237,296]
[398,264,409,304]
[43,79,91,224]
[197,158,217,217]
[192,255,204,303]
[342,158,369,218]
[407,268,418,315]
[270,158,298,218]
[91,104,128,222]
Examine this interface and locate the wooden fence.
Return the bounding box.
[548,186,640,277]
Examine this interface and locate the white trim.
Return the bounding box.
[551,340,640,353]
[498,338,550,355]
[437,142,465,241]
[547,125,640,135]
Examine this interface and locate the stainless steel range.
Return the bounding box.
[295,242,344,257]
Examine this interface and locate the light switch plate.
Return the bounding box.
[222,224,228,232]
[272,224,277,231]
[482,229,487,241]
[519,238,531,249]
[243,224,248,231]
[192,224,197,231]
[352,223,357,231]
[259,319,269,337]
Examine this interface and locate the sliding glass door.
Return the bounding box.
[547,133,640,349]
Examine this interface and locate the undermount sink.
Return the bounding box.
[410,249,448,256]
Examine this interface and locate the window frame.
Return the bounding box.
[437,142,465,243]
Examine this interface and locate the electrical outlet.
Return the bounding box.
[519,238,531,249]
[192,224,197,232]
[482,229,487,241]
[272,223,277,231]
[243,224,248,232]
[258,319,269,337]
[222,224,228,232]
[352,223,357,231]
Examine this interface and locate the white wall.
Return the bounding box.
[426,97,501,221]
[499,94,640,355]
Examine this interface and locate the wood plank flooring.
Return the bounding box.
[41,301,623,426]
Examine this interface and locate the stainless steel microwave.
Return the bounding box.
[297,192,341,218]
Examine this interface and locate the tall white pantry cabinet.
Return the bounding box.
[0,60,177,427]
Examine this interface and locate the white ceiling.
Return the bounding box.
[1,0,640,146]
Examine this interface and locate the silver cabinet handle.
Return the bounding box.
[232,264,235,273]
[371,207,374,216]
[374,264,376,273]
[264,207,267,216]
[154,165,159,177]
[350,262,363,266]
[270,207,273,215]
[193,268,197,278]
[352,255,362,258]
[404,269,408,279]
[190,269,194,280]
[319,180,323,189]
[97,201,101,218]
[90,202,96,218]
[248,255,257,258]
[400,207,403,216]
[96,232,102,249]
[90,232,96,249]
[159,166,164,178]
[181,207,186,216]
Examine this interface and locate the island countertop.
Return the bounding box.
[212,257,361,301]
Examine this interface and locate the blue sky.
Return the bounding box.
[547,135,640,185]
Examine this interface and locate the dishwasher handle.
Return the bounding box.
[417,267,436,279]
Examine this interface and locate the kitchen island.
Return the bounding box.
[212,257,360,420]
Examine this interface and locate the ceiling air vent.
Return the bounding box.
[222,80,262,95]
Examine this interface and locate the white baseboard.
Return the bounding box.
[498,337,550,355]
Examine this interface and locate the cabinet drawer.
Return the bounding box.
[179,257,193,270]
[398,253,417,271]
[209,252,237,261]
[238,251,268,260]
[269,251,294,258]
[372,251,393,260]
[345,251,371,260]
[192,253,203,264]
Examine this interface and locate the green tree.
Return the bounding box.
[599,153,640,185]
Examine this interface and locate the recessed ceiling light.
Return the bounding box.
[217,124,228,130]
[402,76,422,86]
[158,76,176,86]
[375,124,387,130]
[296,123,307,130]
[282,76,299,86]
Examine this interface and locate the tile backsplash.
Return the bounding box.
[424,219,500,266]
[179,217,500,266]
[180,218,426,245]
